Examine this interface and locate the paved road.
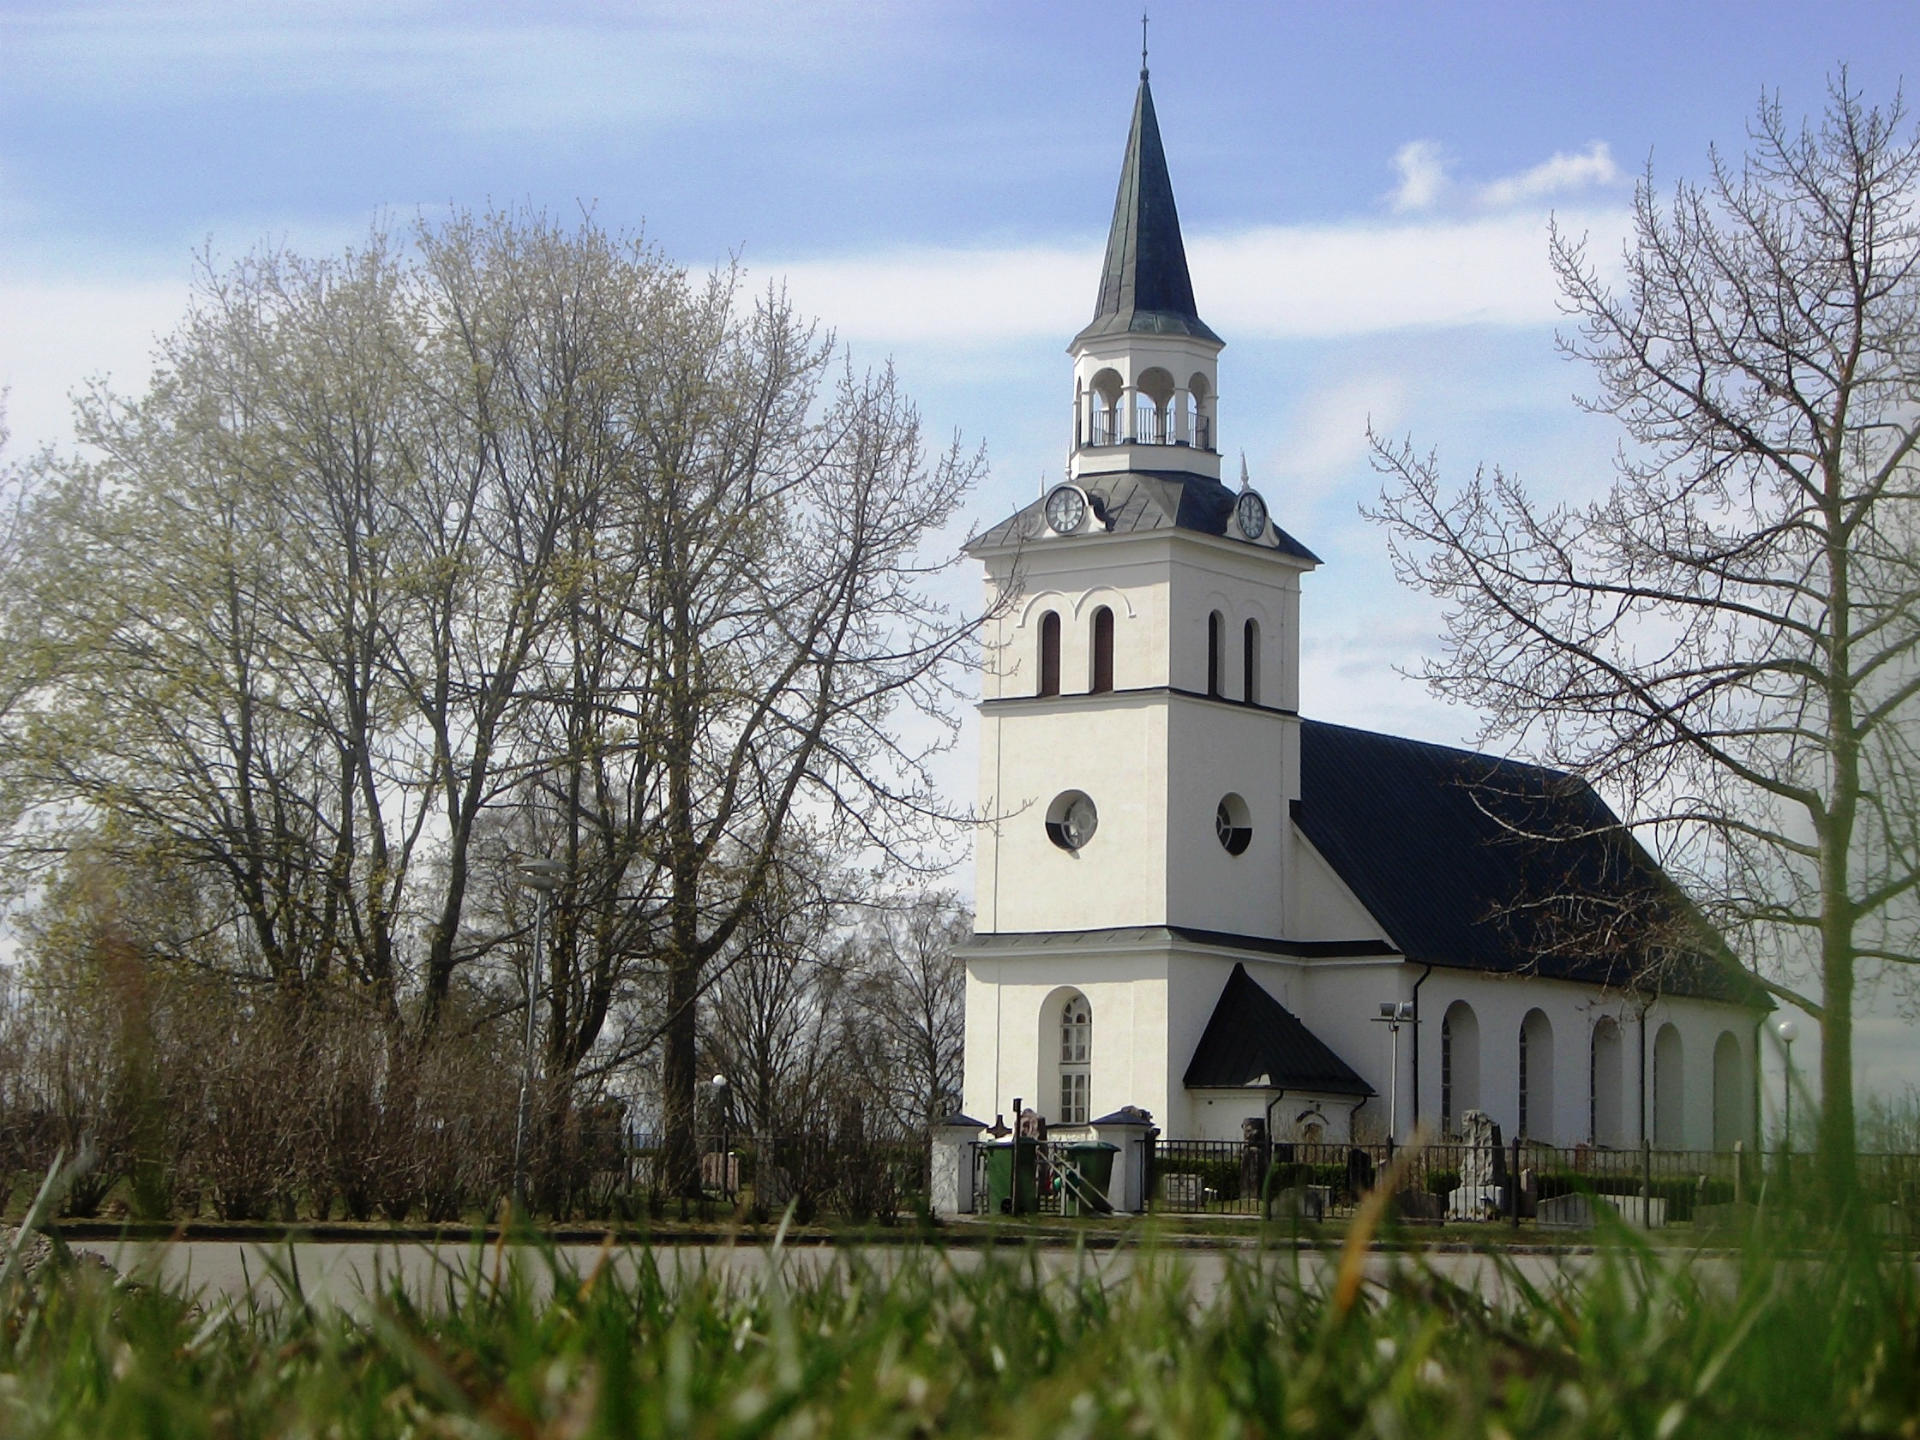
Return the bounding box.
[86,1236,1628,1313]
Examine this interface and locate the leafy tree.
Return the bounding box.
[1,210,983,1199]
[1370,78,1920,1206]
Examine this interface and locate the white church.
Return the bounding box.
[957,66,1766,1154]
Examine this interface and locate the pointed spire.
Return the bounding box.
[1073,70,1221,348]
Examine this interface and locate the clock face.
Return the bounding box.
[1046,790,1098,851]
[1045,484,1088,535]
[1235,489,1269,540]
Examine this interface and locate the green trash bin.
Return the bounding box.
[984,1139,1039,1215]
[1061,1140,1119,1216]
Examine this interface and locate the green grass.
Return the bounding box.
[3,1209,1918,1438]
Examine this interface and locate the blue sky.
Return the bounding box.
[2,0,1917,1106]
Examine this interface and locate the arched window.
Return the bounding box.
[1712,1031,1746,1151]
[1242,619,1260,705]
[1519,1010,1554,1141]
[1136,368,1175,444]
[1087,370,1123,446]
[1653,1023,1684,1148]
[1090,607,1114,693]
[1591,1017,1624,1147]
[1188,372,1213,451]
[1440,1001,1480,1135]
[1059,993,1092,1125]
[1206,610,1224,698]
[1038,611,1061,697]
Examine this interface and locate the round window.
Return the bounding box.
[1046,791,1099,851]
[1215,794,1252,855]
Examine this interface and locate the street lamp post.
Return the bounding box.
[1372,1001,1416,1148]
[512,858,567,1214]
[711,1074,731,1201]
[1775,1017,1798,1191]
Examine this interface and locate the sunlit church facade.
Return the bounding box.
[957,66,1766,1150]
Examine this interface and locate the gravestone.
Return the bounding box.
[1161,1172,1206,1208]
[1459,1110,1506,1186]
[1448,1109,1507,1219]
[1240,1117,1270,1200]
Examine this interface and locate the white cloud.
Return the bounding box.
[759,207,1631,351]
[763,246,1090,347]
[1478,142,1625,209]
[0,277,190,454]
[1269,374,1407,519]
[1389,139,1450,213]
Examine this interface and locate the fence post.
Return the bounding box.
[1642,1138,1654,1223]
[1511,1134,1522,1230]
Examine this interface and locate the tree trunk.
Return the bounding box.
[661,946,701,1198]
[1817,938,1858,1213]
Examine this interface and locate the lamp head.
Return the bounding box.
[517,858,567,892]
[711,1074,728,1091]
[1775,1018,1798,1044]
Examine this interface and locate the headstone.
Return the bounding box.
[759,1164,794,1207]
[1448,1109,1507,1219]
[1536,1192,1595,1228]
[1459,1110,1507,1186]
[1162,1172,1206,1208]
[1272,1185,1328,1222]
[1240,1117,1270,1199]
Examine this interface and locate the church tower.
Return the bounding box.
[961,63,1325,1131]
[955,58,1761,1162]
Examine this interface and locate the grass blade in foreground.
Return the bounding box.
[0,1225,1915,1436]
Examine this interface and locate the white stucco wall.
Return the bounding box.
[964,936,1762,1151]
[1405,972,1760,1151]
[1286,829,1388,943]
[973,528,1312,938]
[962,945,1171,1128]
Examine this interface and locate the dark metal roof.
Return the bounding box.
[1183,963,1373,1094]
[966,469,1318,561]
[962,925,1397,961]
[1295,720,1764,1006]
[1073,74,1221,348]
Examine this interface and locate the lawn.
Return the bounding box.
[4,1200,1918,1437]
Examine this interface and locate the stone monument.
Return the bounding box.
[1448,1109,1507,1219]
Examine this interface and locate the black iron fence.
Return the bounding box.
[583,1129,1917,1228]
[1146,1137,1920,1225]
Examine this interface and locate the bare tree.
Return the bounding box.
[595,281,984,1193]
[1369,77,1920,1205]
[849,891,968,1133]
[699,850,852,1139]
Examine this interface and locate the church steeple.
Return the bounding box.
[1074,72,1220,347]
[1069,67,1223,483]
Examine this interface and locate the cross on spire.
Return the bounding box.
[1141,10,1149,79]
